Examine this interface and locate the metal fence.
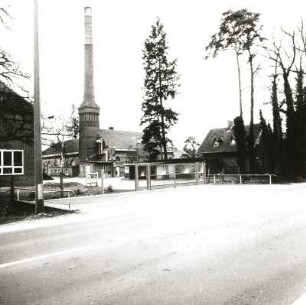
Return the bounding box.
[12,165,276,205]
[15,188,73,210]
[206,174,276,185]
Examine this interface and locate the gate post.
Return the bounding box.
[135,164,139,191]
[101,169,105,194]
[173,164,176,188]
[195,162,199,185]
[203,161,207,183]
[146,164,151,190]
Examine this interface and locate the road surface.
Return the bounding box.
[1,184,306,305]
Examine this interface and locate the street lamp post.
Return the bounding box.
[34,0,44,213]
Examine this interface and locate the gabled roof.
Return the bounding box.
[197,123,261,155]
[42,138,79,156]
[0,81,32,114]
[0,81,34,144]
[42,128,142,156]
[99,128,142,150]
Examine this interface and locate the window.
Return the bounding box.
[212,138,220,147]
[96,138,105,155]
[213,141,219,147]
[0,150,24,175]
[230,137,236,146]
[212,137,224,148]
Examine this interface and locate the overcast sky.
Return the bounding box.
[3,0,306,149]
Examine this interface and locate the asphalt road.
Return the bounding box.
[1,184,306,305]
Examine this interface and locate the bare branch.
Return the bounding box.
[279,99,286,110]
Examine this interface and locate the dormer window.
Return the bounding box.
[212,138,222,147]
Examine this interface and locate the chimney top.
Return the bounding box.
[84,7,92,16]
[79,5,99,112]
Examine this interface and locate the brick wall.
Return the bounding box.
[0,140,34,187]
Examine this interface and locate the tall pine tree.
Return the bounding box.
[141,18,179,160]
[206,10,264,172]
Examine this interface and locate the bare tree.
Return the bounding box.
[264,30,298,179]
[0,5,32,144]
[205,11,245,117]
[0,5,29,89]
[263,20,306,180]
[183,136,200,158]
[42,106,79,190]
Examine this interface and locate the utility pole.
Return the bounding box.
[34,0,44,213]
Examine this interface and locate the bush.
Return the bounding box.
[106,185,114,193]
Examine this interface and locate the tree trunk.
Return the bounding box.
[60,151,64,191]
[158,60,168,160]
[271,74,282,139]
[60,172,64,191]
[160,116,168,160]
[236,51,243,118]
[248,51,255,173]
[271,73,282,174]
[283,72,296,181]
[233,116,246,174]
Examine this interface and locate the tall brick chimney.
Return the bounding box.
[78,7,100,162]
